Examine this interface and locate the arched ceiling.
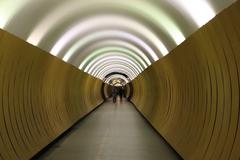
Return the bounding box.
[0,0,236,83]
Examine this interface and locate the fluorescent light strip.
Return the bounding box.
[26,0,184,50]
[62,30,155,63]
[78,39,160,68]
[92,61,140,77]
[80,47,148,71]
[44,15,168,58]
[94,65,138,80]
[86,57,142,74]
[83,53,144,76]
[98,68,136,80]
[97,65,137,78]
[87,56,142,74]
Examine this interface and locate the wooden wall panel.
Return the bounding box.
[0,29,103,160]
[132,1,240,160]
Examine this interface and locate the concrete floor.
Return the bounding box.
[36,99,181,160]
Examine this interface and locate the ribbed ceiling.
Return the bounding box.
[0,0,236,83]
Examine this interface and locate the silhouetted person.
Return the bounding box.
[112,86,117,103]
[119,87,123,101]
[122,87,126,98]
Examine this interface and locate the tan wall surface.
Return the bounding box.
[132,1,240,160]
[0,29,103,160]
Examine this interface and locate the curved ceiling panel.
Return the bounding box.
[89,58,142,76]
[99,68,136,80]
[49,15,167,59]
[96,64,138,79]
[0,0,236,82]
[69,39,152,67]
[60,30,158,63]
[80,47,148,70]
[81,51,146,75]
[93,62,139,78]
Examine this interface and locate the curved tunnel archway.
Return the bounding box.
[0,1,239,160]
[1,0,235,81]
[101,72,133,101]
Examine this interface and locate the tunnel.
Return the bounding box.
[0,0,240,160]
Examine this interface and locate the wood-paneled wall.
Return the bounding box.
[0,29,103,160]
[132,1,240,160]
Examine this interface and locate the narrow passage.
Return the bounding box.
[37,99,181,160]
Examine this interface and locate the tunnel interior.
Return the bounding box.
[101,72,133,101]
[0,0,240,160]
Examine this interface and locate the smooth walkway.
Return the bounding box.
[36,99,181,160]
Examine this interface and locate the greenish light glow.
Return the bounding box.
[27,0,185,50]
[88,57,142,75]
[63,30,154,64]
[84,53,144,76]
[97,67,136,80]
[80,47,148,70]
[123,0,186,45]
[91,60,140,77]
[94,64,138,78]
